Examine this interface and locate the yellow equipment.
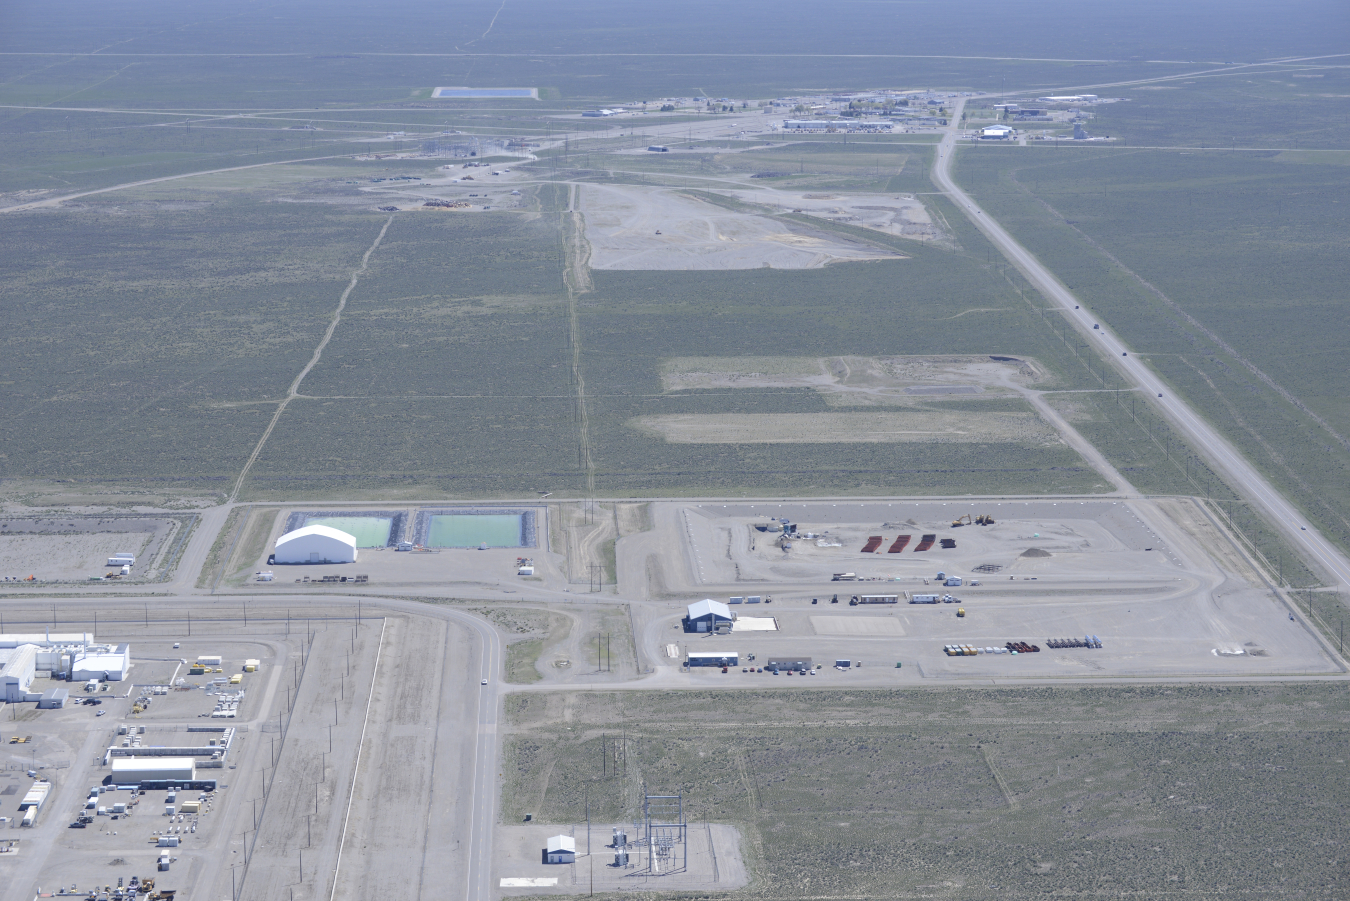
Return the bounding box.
[975,514,995,525]
[951,514,972,527]
[956,607,966,618]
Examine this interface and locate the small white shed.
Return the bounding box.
[546,834,576,864]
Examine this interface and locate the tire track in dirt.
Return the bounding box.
[228,215,393,502]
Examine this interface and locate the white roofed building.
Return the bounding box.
[111,757,196,784]
[274,525,358,565]
[545,835,576,863]
[72,644,131,682]
[0,644,38,702]
[0,633,93,649]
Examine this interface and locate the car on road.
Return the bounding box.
[96,710,106,716]
[480,678,488,685]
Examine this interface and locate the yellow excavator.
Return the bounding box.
[951,514,972,527]
[975,514,995,525]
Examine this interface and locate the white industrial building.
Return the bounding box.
[0,633,93,649]
[0,644,38,702]
[1,635,131,699]
[685,599,733,633]
[111,757,196,784]
[981,125,1015,139]
[545,835,576,864]
[274,524,358,564]
[72,644,131,682]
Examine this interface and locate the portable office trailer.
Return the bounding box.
[687,651,738,667]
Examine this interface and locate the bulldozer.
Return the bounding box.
[951,514,972,527]
[975,514,995,525]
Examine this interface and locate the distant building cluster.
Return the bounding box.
[1,633,131,702]
[781,119,894,133]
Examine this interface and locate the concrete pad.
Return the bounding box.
[730,617,778,632]
[812,616,906,636]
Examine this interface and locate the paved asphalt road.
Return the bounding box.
[452,608,504,901]
[931,99,1350,594]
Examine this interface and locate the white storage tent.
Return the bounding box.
[274,525,358,564]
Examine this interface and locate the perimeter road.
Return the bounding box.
[930,98,1350,595]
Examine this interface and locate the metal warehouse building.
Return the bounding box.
[38,688,68,709]
[274,524,358,564]
[685,599,733,633]
[111,757,196,784]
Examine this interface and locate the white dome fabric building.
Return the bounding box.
[274,524,358,564]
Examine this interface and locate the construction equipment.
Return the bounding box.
[956,607,966,618]
[975,513,995,525]
[951,514,972,527]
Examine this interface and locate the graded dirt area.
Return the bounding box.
[0,532,160,583]
[620,499,1341,680]
[659,354,1040,401]
[629,410,1057,444]
[727,186,941,241]
[579,184,902,270]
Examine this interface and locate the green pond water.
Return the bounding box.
[427,514,523,548]
[303,516,392,548]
